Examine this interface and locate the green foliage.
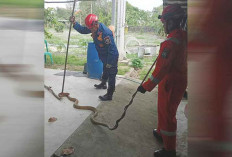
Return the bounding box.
[78,0,112,26]
[50,54,87,66]
[150,6,165,36]
[126,2,150,26]
[46,35,66,45]
[44,29,53,39]
[54,22,65,32]
[139,67,153,80]
[56,8,71,20]
[44,8,65,32]
[44,1,164,36]
[78,38,90,47]
[131,58,143,69]
[68,55,86,66]
[44,8,57,27]
[143,56,157,64]
[118,66,130,75]
[126,3,165,36]
[57,44,66,52]
[126,54,137,59]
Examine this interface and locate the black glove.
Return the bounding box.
[137,85,146,94]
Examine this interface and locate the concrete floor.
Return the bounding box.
[45,69,122,157]
[45,73,187,157]
[0,16,187,157]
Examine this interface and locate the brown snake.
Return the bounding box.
[44,84,115,130]
[44,56,158,131]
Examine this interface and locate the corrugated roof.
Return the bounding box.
[163,0,187,10]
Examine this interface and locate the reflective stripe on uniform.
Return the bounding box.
[160,129,176,136]
[166,37,180,45]
[150,75,160,84]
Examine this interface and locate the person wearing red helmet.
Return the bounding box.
[137,4,187,157]
[70,14,119,101]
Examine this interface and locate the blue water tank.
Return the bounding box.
[87,42,103,79]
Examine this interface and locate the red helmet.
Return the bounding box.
[85,14,98,29]
[158,4,184,22]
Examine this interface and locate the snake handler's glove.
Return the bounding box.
[69,16,76,25]
[137,85,146,94]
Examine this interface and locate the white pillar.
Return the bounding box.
[111,0,116,26]
[116,0,121,47]
[121,0,126,59]
[117,0,126,60]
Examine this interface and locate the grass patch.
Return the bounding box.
[118,66,130,75]
[138,57,157,80]
[69,48,87,55]
[67,55,86,66]
[138,67,154,80]
[45,54,86,66]
[126,53,137,59]
[46,35,66,45]
[154,41,161,45]
[44,30,161,78]
[136,36,146,39]
[143,56,157,64]
[118,62,128,66]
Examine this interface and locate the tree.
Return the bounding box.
[77,0,112,26]
[44,8,57,27]
[45,1,164,36]
[45,7,65,33]
[56,8,72,20]
[151,5,165,36]
[125,2,164,36]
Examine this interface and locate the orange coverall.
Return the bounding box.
[142,29,187,150]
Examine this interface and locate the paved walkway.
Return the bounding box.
[50,78,187,157]
[44,69,122,157]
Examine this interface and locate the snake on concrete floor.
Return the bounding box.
[44,84,117,130]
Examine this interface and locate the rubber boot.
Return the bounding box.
[99,87,114,101]
[153,129,163,143]
[154,148,176,157]
[94,80,107,89]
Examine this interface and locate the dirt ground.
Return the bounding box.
[52,78,187,157]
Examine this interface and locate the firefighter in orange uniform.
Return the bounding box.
[137,5,187,157]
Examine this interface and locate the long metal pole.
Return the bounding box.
[110,56,158,130]
[91,1,93,14]
[61,0,77,93]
